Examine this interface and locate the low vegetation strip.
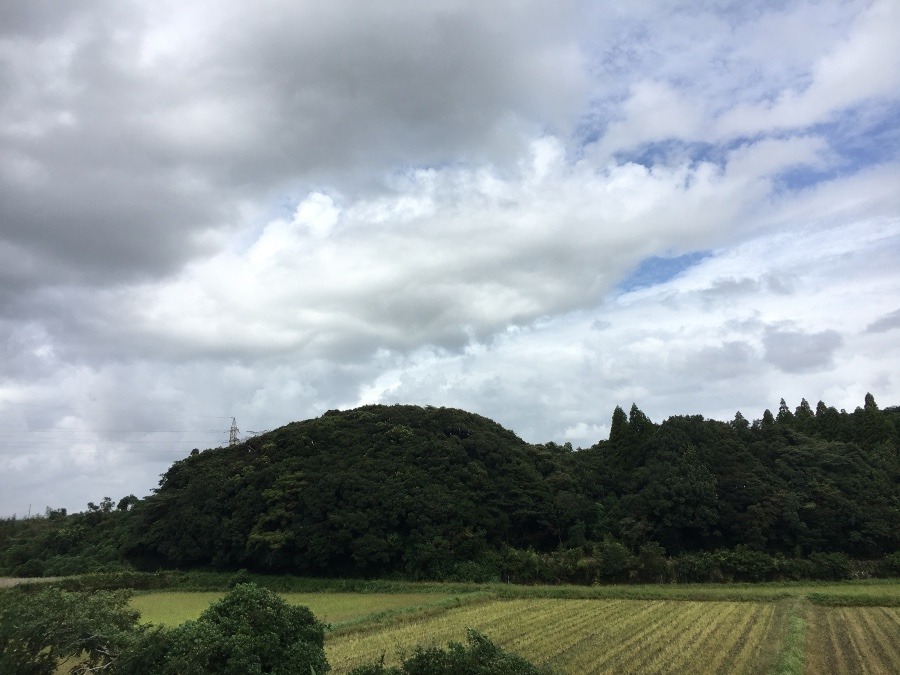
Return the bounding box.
[324,598,783,675]
[48,570,900,605]
[0,576,62,587]
[130,591,456,627]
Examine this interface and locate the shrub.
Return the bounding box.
[118,583,330,675]
[721,547,777,582]
[807,552,851,581]
[673,551,722,582]
[1,583,330,675]
[348,629,551,675]
[635,542,670,583]
[595,539,634,583]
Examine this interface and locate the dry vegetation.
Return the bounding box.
[325,598,787,674]
[804,606,900,675]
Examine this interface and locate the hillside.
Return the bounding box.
[128,405,562,577]
[1,397,898,581]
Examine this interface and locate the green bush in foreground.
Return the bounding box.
[349,629,551,675]
[116,583,330,675]
[0,587,139,675]
[1,583,329,675]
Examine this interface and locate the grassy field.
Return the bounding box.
[131,591,458,626]
[124,579,900,674]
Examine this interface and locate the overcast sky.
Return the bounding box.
[2,0,899,516]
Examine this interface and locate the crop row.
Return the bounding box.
[325,598,784,674]
[804,605,900,674]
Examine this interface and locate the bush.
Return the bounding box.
[808,552,851,581]
[721,547,778,582]
[118,583,330,675]
[348,629,550,675]
[635,542,670,583]
[1,583,330,675]
[673,552,722,583]
[595,539,634,583]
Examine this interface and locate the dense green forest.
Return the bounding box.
[1,395,898,583]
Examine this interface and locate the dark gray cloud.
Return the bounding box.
[865,308,900,333]
[1,0,590,291]
[763,326,843,373]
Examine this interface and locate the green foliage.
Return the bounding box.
[347,629,550,675]
[1,395,897,584]
[118,583,329,675]
[1,584,329,675]
[0,587,139,675]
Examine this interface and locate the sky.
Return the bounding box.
[1,0,899,516]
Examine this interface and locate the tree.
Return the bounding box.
[0,587,139,675]
[620,425,719,552]
[1,584,329,675]
[609,406,629,443]
[118,583,329,675]
[794,399,815,433]
[776,399,795,427]
[628,403,654,439]
[731,411,750,434]
[759,409,776,435]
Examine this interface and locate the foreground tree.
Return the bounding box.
[116,583,329,675]
[0,587,139,675]
[1,584,329,675]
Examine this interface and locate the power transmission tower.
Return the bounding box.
[229,417,240,446]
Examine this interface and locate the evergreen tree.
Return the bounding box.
[794,398,815,432]
[628,403,654,438]
[609,406,629,443]
[776,398,795,426]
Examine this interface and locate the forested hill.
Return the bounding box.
[1,396,899,582]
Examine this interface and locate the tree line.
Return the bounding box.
[1,395,897,583]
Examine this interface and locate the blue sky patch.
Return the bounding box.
[618,251,712,292]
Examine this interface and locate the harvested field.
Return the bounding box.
[326,598,784,674]
[804,605,900,675]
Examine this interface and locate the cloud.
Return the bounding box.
[763,327,843,374]
[0,1,592,289]
[866,309,900,334]
[0,1,898,515]
[716,0,900,137]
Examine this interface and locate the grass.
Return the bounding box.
[130,591,459,627]
[770,601,807,675]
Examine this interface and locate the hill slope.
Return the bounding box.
[128,405,578,577]
[2,397,898,581]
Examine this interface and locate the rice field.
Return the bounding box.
[125,580,900,674]
[804,605,900,675]
[326,598,786,674]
